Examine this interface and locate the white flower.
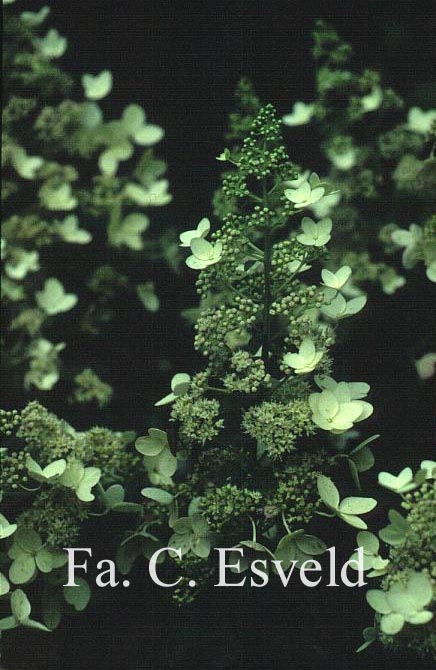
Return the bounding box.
[155,373,191,406]
[426,260,436,282]
[99,142,133,177]
[361,86,383,113]
[321,292,367,320]
[327,147,357,171]
[39,182,77,210]
[310,191,341,218]
[321,265,352,290]
[5,249,40,280]
[121,104,164,146]
[56,215,91,244]
[378,468,417,494]
[179,217,210,247]
[24,339,65,391]
[283,338,323,375]
[82,70,113,101]
[285,177,325,209]
[297,217,332,247]
[109,213,149,250]
[34,29,67,59]
[420,460,436,479]
[124,180,171,207]
[309,377,373,434]
[282,102,315,126]
[407,107,436,134]
[379,268,406,295]
[20,6,50,27]
[391,224,423,269]
[36,278,78,315]
[10,147,43,180]
[186,238,223,270]
[415,352,436,380]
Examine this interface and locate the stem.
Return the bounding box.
[281,511,292,535]
[261,229,273,368]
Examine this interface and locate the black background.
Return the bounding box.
[3,1,436,669]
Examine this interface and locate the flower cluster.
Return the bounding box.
[2,3,173,396]
[125,105,376,603]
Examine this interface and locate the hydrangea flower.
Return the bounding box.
[99,142,133,176]
[36,278,78,315]
[124,179,171,206]
[379,267,406,295]
[109,213,149,250]
[56,215,92,244]
[283,338,323,375]
[25,456,67,484]
[349,531,389,577]
[8,529,67,584]
[10,147,43,180]
[297,217,332,246]
[309,191,341,219]
[58,461,101,502]
[82,70,113,101]
[420,459,436,478]
[285,176,325,209]
[39,182,77,210]
[321,292,367,320]
[186,238,223,270]
[155,373,191,406]
[20,6,50,27]
[426,260,436,282]
[378,467,417,494]
[135,429,177,485]
[321,265,352,290]
[391,224,423,269]
[317,475,377,529]
[407,107,436,134]
[179,217,210,247]
[168,514,212,558]
[0,514,17,540]
[367,572,434,635]
[24,339,65,390]
[327,147,357,171]
[34,29,67,59]
[121,104,164,146]
[5,249,40,280]
[282,102,315,126]
[309,377,373,434]
[415,353,436,380]
[361,86,383,112]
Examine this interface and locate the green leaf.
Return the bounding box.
[141,488,174,505]
[63,578,91,611]
[339,497,377,515]
[352,446,375,473]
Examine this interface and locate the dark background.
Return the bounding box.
[3,1,436,669]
